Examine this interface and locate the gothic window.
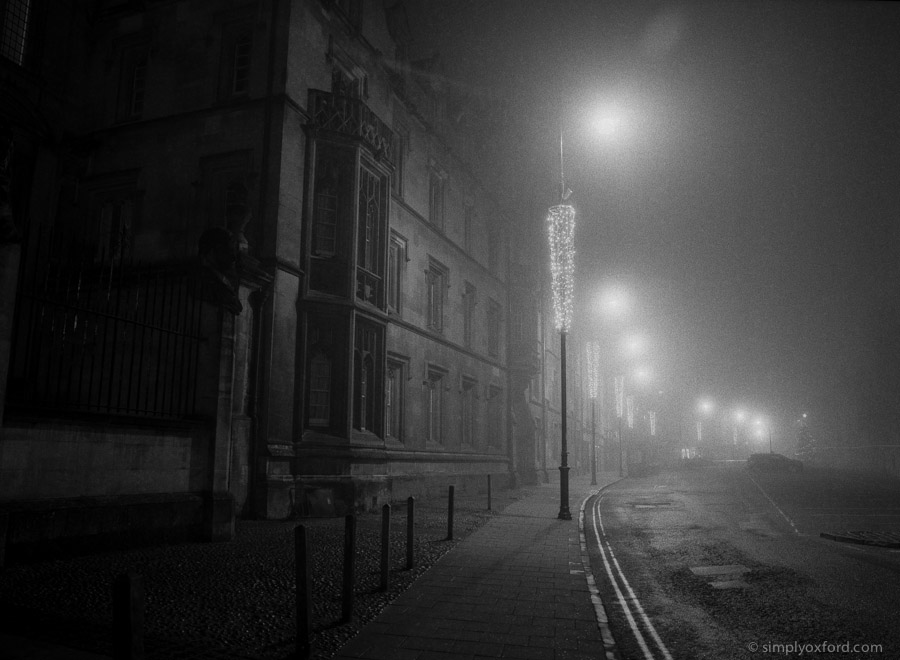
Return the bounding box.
[463,282,476,349]
[309,350,331,427]
[387,233,406,314]
[461,377,477,446]
[356,162,387,306]
[95,197,134,264]
[354,321,383,435]
[487,385,502,447]
[81,176,141,265]
[219,22,253,101]
[391,119,408,197]
[428,167,445,228]
[487,298,501,358]
[386,358,405,440]
[231,33,252,95]
[117,43,150,122]
[331,62,367,99]
[426,258,448,333]
[313,162,339,257]
[354,354,374,431]
[0,0,31,66]
[427,368,444,444]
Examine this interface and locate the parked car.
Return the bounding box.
[747,452,804,473]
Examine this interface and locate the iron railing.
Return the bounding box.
[8,226,204,420]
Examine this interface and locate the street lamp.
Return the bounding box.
[732,409,746,459]
[696,398,714,456]
[547,114,576,521]
[586,341,601,486]
[615,374,625,477]
[753,416,773,453]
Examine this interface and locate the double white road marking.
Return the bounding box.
[587,493,674,660]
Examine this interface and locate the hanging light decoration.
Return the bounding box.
[547,203,576,333]
[649,410,657,436]
[626,394,635,429]
[586,341,601,400]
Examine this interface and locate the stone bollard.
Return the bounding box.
[447,485,455,541]
[380,504,391,591]
[342,514,356,622]
[406,496,415,570]
[113,572,144,660]
[295,525,311,659]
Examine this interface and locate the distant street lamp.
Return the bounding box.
[615,374,625,477]
[730,409,746,459]
[586,341,601,486]
[696,398,714,452]
[547,114,576,521]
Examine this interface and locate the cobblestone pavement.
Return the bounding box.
[0,478,560,660]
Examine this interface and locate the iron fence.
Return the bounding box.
[8,226,204,420]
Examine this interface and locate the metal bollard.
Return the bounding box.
[295,525,311,659]
[447,485,455,541]
[113,572,144,660]
[380,504,391,591]
[342,513,356,622]
[487,474,492,511]
[406,496,415,570]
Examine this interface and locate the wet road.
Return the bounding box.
[584,464,900,660]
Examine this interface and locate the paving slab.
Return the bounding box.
[332,473,622,660]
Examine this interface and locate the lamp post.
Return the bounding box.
[547,118,575,521]
[587,341,601,486]
[615,374,624,477]
[732,410,746,460]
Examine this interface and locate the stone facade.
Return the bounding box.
[0,0,604,561]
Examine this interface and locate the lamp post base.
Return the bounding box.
[558,465,571,520]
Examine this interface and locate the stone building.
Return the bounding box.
[0,0,585,562]
[0,0,605,562]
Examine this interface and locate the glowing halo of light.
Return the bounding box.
[547,204,576,333]
[586,341,601,399]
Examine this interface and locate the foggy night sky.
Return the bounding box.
[413,0,900,441]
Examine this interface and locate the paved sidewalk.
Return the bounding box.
[332,472,622,660]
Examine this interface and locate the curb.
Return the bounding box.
[577,478,625,660]
[820,531,900,548]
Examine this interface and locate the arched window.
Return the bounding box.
[354,352,375,431]
[309,350,331,427]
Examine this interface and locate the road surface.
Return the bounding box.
[584,464,900,659]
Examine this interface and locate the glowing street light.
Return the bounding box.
[598,284,632,321]
[622,332,648,358]
[696,398,714,446]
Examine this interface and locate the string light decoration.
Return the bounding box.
[586,341,601,399]
[547,204,576,332]
[626,394,635,429]
[615,375,624,418]
[649,410,657,436]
